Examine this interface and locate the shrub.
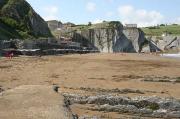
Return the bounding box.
[147,103,160,111]
[160,24,165,26]
[0,17,18,28]
[172,24,178,26]
[88,22,92,26]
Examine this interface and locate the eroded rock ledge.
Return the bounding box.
[63,93,180,118]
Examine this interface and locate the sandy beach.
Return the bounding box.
[0,53,180,118]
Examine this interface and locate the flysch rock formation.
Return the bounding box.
[123,27,146,53]
[157,36,180,51]
[51,21,180,53]
[63,93,180,118]
[141,39,162,53]
[0,85,72,119]
[51,22,144,53]
[142,36,180,52]
[69,23,147,53]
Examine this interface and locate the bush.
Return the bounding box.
[147,103,160,111]
[160,24,165,26]
[88,22,92,26]
[0,17,18,28]
[148,26,159,29]
[172,24,178,26]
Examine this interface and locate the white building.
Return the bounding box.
[125,24,137,28]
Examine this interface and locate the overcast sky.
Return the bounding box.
[26,0,180,27]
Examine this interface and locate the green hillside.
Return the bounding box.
[141,24,180,36]
[0,19,22,39]
[0,0,52,40]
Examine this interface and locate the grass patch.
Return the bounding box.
[135,100,159,110]
[147,103,160,111]
[141,24,180,36]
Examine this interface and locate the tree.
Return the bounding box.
[88,22,92,26]
[160,24,165,26]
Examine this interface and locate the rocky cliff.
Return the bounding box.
[58,21,147,53]
[0,0,52,40]
[141,36,180,53]
[155,36,180,52]
[141,25,180,53]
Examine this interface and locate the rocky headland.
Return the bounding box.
[0,0,52,40]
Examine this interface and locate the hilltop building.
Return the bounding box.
[125,24,137,28]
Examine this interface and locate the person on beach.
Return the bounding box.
[6,51,14,59]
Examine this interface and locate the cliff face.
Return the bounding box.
[152,36,180,52]
[123,28,146,53]
[72,28,122,53]
[141,24,180,53]
[66,22,147,53]
[0,0,52,40]
[141,36,180,53]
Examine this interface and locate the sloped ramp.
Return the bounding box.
[0,85,72,119]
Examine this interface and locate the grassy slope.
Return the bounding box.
[0,0,24,38]
[0,19,22,40]
[72,21,122,30]
[141,25,180,36]
[52,21,122,38]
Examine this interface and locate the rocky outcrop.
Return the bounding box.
[123,27,146,53]
[141,38,162,53]
[142,36,180,53]
[61,22,147,53]
[63,93,180,118]
[0,0,52,40]
[157,36,180,51]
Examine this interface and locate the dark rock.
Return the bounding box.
[0,87,4,93]
[52,85,59,93]
[63,93,180,118]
